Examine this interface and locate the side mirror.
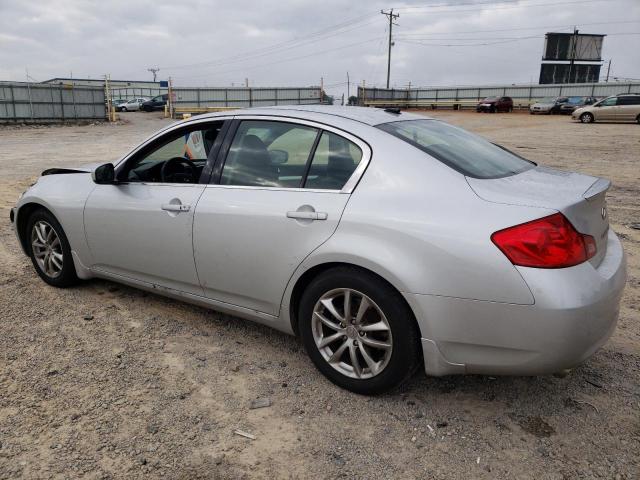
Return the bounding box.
[92,163,116,184]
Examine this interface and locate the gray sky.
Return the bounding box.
[1,0,638,98]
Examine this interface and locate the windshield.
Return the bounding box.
[377,120,535,179]
[566,97,583,104]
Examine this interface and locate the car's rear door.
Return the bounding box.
[193,117,370,316]
[84,119,229,295]
[616,95,640,122]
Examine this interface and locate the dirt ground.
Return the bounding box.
[0,110,638,479]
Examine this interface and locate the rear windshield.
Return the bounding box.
[377,119,535,179]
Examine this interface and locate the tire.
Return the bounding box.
[490,105,496,113]
[636,114,640,125]
[298,267,421,395]
[26,209,78,288]
[580,112,594,124]
[122,107,128,112]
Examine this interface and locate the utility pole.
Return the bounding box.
[346,71,350,99]
[381,9,399,89]
[147,67,160,82]
[320,77,324,103]
[606,59,612,82]
[567,27,578,83]
[245,78,249,87]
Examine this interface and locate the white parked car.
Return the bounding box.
[117,98,148,112]
[10,106,626,394]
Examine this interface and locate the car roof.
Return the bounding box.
[184,105,432,127]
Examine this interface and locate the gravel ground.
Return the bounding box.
[0,111,638,479]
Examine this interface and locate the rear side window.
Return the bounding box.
[305,131,362,190]
[220,120,363,190]
[377,119,534,179]
[618,96,640,106]
[221,120,318,188]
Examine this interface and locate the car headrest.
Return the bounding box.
[236,135,270,167]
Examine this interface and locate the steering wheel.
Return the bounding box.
[160,157,198,183]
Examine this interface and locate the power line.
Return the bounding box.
[394,0,609,14]
[399,31,639,47]
[395,19,640,38]
[159,14,381,72]
[170,37,382,82]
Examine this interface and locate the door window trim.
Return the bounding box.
[209,115,372,194]
[113,117,233,186]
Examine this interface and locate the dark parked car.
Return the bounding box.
[476,96,513,113]
[141,94,168,112]
[558,96,598,114]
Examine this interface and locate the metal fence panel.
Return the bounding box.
[359,81,640,107]
[0,81,106,123]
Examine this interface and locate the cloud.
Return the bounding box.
[0,0,638,97]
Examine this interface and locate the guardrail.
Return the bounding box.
[170,106,239,119]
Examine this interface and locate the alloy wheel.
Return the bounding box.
[31,220,63,278]
[311,288,393,380]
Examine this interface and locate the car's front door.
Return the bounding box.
[594,97,618,121]
[84,120,228,294]
[193,118,370,316]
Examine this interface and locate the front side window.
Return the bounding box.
[598,97,618,107]
[120,122,223,183]
[377,120,534,179]
[221,121,318,188]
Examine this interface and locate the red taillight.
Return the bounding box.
[491,213,596,268]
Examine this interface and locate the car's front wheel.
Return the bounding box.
[26,209,78,288]
[299,267,421,395]
[580,112,594,123]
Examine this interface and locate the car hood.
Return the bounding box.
[479,99,497,104]
[41,162,101,176]
[531,102,554,108]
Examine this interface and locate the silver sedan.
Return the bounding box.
[10,106,626,394]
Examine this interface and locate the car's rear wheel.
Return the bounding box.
[636,114,640,124]
[26,209,78,288]
[299,267,420,395]
[580,112,594,123]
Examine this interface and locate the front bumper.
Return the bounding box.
[529,106,550,113]
[406,229,627,376]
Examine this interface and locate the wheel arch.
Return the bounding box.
[15,201,52,255]
[287,261,420,339]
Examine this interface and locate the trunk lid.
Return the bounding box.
[467,166,610,266]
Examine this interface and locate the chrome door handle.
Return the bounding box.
[161,203,190,212]
[286,211,328,220]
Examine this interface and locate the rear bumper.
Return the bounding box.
[407,229,627,376]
